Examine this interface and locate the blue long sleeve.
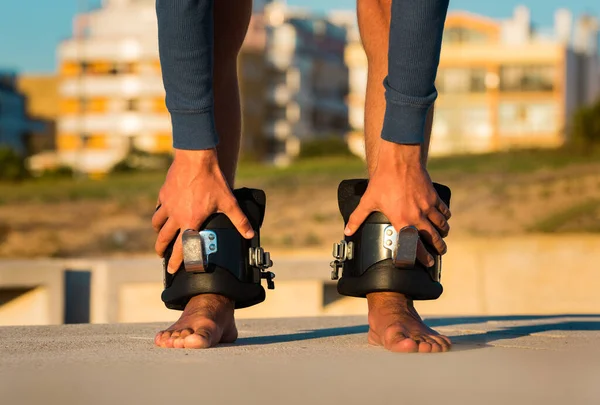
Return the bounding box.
[381,0,449,145]
[156,0,218,150]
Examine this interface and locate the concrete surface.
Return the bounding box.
[1,315,599,405]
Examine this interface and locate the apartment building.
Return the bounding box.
[57,0,167,174]
[0,71,40,155]
[261,2,349,165]
[344,6,600,158]
[56,0,350,172]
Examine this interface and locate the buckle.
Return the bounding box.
[249,247,276,290]
[182,229,218,273]
[330,240,353,280]
[429,255,442,282]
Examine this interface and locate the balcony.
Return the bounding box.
[58,113,171,135]
[60,75,165,98]
[267,84,292,105]
[263,120,292,140]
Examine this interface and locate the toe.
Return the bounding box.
[165,337,177,348]
[173,337,185,349]
[430,335,451,352]
[179,328,193,339]
[156,331,172,348]
[184,332,212,349]
[424,337,442,353]
[417,340,433,353]
[382,326,419,353]
[154,332,163,346]
[391,337,419,353]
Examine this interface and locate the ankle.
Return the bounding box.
[367,292,413,311]
[186,294,235,311]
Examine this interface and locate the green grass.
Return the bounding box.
[528,199,600,233]
[1,147,599,205]
[427,147,600,175]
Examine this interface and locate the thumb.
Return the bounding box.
[344,200,372,236]
[225,200,255,239]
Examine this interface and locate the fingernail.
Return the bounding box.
[344,226,351,236]
[245,230,255,239]
[168,266,176,274]
[428,256,435,267]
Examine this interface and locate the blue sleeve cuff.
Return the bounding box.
[170,110,219,150]
[380,77,438,145]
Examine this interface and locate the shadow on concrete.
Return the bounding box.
[427,315,600,349]
[235,325,369,346]
[234,315,600,350]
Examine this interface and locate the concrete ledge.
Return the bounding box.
[2,235,600,325]
[0,260,65,325]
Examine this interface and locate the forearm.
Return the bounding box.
[156,0,218,150]
[380,0,449,146]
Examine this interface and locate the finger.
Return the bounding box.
[223,199,255,239]
[167,233,183,274]
[344,199,372,236]
[152,205,168,233]
[155,218,178,257]
[416,239,435,268]
[437,199,452,220]
[428,210,450,238]
[418,222,447,255]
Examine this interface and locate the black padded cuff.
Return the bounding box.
[161,188,273,310]
[334,179,451,300]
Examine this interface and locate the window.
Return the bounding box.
[126,99,139,111]
[436,68,487,93]
[443,27,489,44]
[498,102,558,135]
[79,97,89,112]
[500,65,556,92]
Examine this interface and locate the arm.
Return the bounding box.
[153,0,253,273]
[345,0,451,266]
[381,0,449,146]
[156,0,218,149]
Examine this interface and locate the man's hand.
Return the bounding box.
[152,149,254,274]
[344,141,451,267]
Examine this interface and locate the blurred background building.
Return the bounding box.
[56,0,167,175]
[432,6,600,155]
[14,1,599,173]
[50,0,349,173]
[0,71,44,155]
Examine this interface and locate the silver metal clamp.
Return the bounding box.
[182,229,218,273]
[330,240,354,280]
[249,247,276,290]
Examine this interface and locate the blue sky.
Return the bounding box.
[0,0,598,73]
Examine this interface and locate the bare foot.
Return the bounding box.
[155,294,237,349]
[367,292,451,353]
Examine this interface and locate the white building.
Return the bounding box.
[262,2,349,165]
[56,0,351,172]
[57,0,166,174]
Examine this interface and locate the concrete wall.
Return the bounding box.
[1,235,600,326]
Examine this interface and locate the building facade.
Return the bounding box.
[56,0,350,173]
[344,6,600,158]
[57,0,168,174]
[260,2,349,165]
[0,71,39,155]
